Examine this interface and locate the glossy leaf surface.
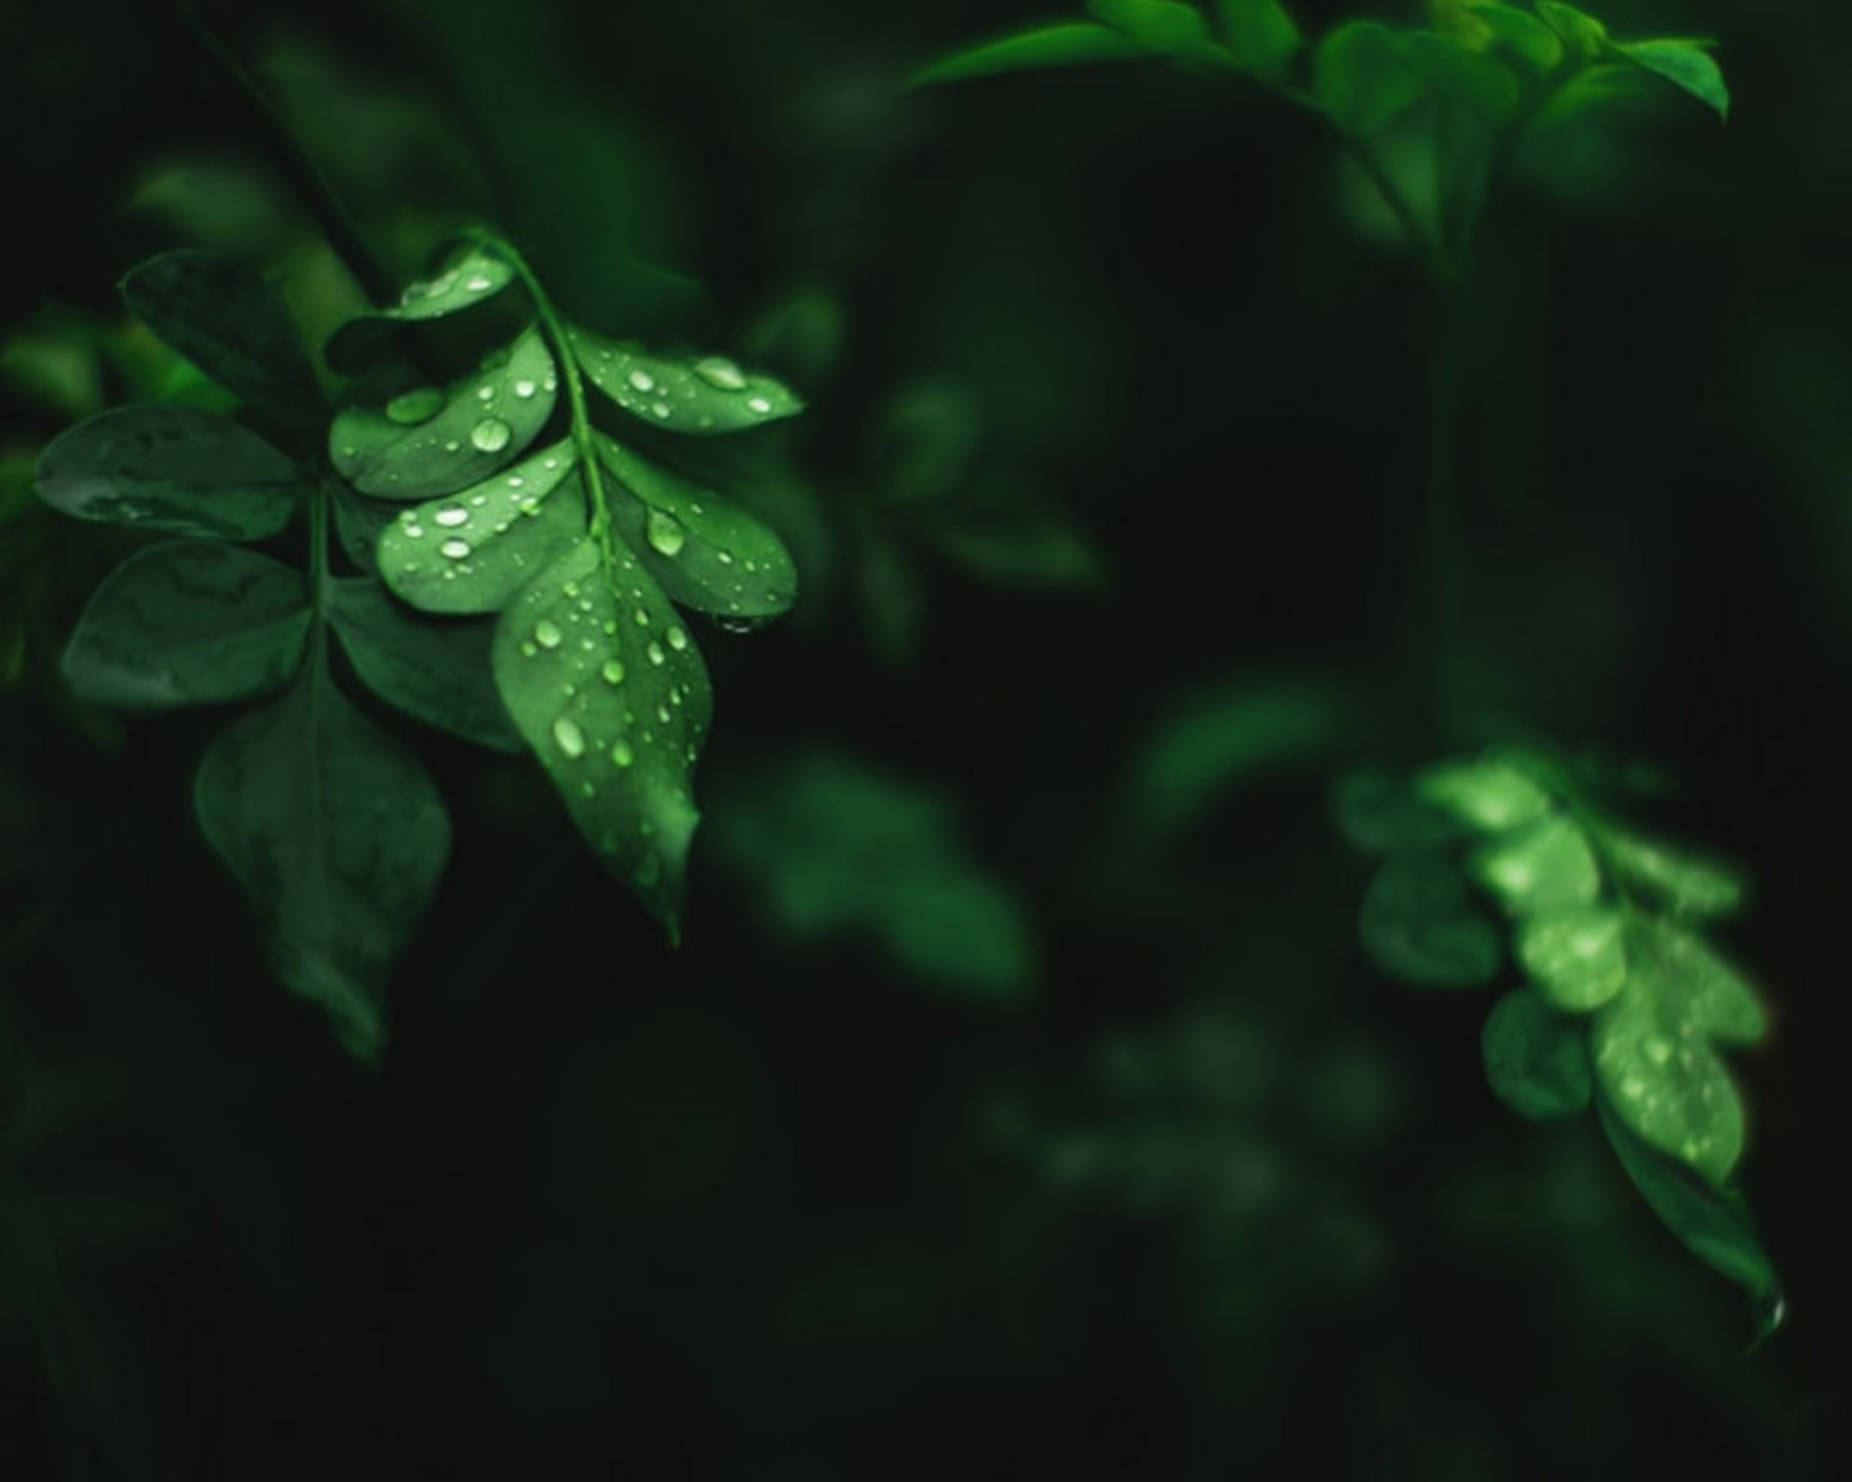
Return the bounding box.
[570,327,802,435]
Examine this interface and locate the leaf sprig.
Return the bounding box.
[1337,748,1781,1332]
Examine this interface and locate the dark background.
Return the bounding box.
[2,1,1849,1476]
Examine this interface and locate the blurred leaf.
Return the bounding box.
[1465,1,1564,70]
[1469,814,1601,915]
[1314,22,1423,135]
[128,156,300,259]
[1602,828,1746,919]
[872,382,981,504]
[1416,755,1551,832]
[329,324,558,499]
[912,21,1143,86]
[715,754,1036,1001]
[1402,30,1521,125]
[194,664,450,1060]
[62,541,309,709]
[1534,1,1607,59]
[924,497,1103,589]
[1360,847,1502,987]
[1215,0,1301,78]
[1330,767,1458,852]
[326,577,521,751]
[35,404,303,539]
[119,250,324,427]
[1515,904,1627,1012]
[1481,988,1591,1120]
[1615,39,1728,121]
[1087,0,1225,62]
[1,327,103,420]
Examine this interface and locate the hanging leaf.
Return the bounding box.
[35,405,303,540]
[329,324,558,499]
[376,439,587,614]
[1417,754,1551,832]
[912,22,1144,85]
[569,327,803,435]
[325,578,522,752]
[194,666,451,1060]
[1331,766,1460,852]
[491,535,712,936]
[61,541,309,708]
[118,250,323,427]
[1481,988,1592,1120]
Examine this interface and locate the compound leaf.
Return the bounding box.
[911,21,1143,84]
[1516,903,1627,1012]
[194,666,451,1060]
[326,578,521,752]
[62,541,309,709]
[329,324,558,499]
[1216,0,1300,78]
[35,404,303,540]
[491,535,712,935]
[569,327,803,435]
[119,250,323,427]
[596,435,798,618]
[1616,39,1728,121]
[1314,21,1423,135]
[1481,988,1592,1120]
[1360,847,1501,987]
[377,439,586,614]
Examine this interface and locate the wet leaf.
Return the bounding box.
[569,327,803,435]
[1417,755,1551,832]
[1515,904,1627,1012]
[1603,828,1746,918]
[1470,814,1600,914]
[62,541,309,709]
[323,244,523,372]
[35,405,303,540]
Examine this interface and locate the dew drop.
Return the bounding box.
[693,356,748,391]
[666,626,688,652]
[647,641,665,666]
[716,550,734,565]
[601,659,626,685]
[402,524,425,539]
[433,504,469,528]
[386,387,444,424]
[650,401,672,419]
[746,395,773,415]
[645,509,686,558]
[444,440,462,453]
[552,715,586,759]
[439,538,471,559]
[520,641,536,657]
[471,417,512,452]
[476,385,496,402]
[611,740,634,768]
[627,368,657,393]
[534,619,563,649]
[464,273,493,292]
[513,379,537,399]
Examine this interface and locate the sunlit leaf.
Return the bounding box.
[376,439,586,614]
[1481,988,1591,1120]
[329,324,558,499]
[35,405,303,540]
[911,21,1143,85]
[194,666,450,1060]
[569,327,802,435]
[62,541,309,709]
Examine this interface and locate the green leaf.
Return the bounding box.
[1591,917,1760,1184]
[1602,828,1746,918]
[329,324,558,499]
[1526,61,1654,132]
[326,578,522,752]
[491,535,712,935]
[61,541,309,709]
[1313,21,1423,135]
[596,435,798,619]
[1416,755,1551,832]
[1330,767,1459,852]
[1615,39,1728,121]
[119,250,323,427]
[1534,0,1607,59]
[1470,814,1601,914]
[1465,1,1564,70]
[922,498,1104,588]
[1595,1095,1781,1310]
[323,244,523,373]
[1515,904,1627,1012]
[194,667,451,1060]
[1088,0,1225,61]
[1215,0,1301,78]
[569,328,803,435]
[1360,847,1502,987]
[1402,30,1521,125]
[911,21,1144,85]
[331,485,397,573]
[712,753,1036,1001]
[1481,988,1592,1120]
[35,405,303,540]
[376,439,586,615]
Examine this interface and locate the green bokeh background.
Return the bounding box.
[2,1,1848,1476]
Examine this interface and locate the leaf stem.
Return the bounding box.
[167,0,396,307]
[308,473,333,674]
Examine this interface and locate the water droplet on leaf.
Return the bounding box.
[471,417,512,452]
[645,509,686,557]
[693,356,747,390]
[386,387,444,424]
[535,619,563,649]
[552,715,586,759]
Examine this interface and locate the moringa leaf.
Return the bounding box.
[911,21,1144,85]
[1360,846,1502,988]
[35,404,303,540]
[194,665,451,1060]
[491,535,712,936]
[569,327,803,435]
[329,324,558,499]
[62,541,309,709]
[1616,39,1728,121]
[1515,903,1627,1011]
[326,578,522,752]
[596,435,798,618]
[376,439,586,614]
[1313,21,1423,135]
[1215,0,1300,78]
[119,250,323,427]
[1481,988,1592,1120]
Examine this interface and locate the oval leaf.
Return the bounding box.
[1216,0,1301,78]
[569,327,803,435]
[324,245,522,372]
[1314,22,1423,135]
[62,541,309,709]
[329,324,558,499]
[36,404,303,540]
[1516,904,1627,1012]
[492,536,713,936]
[327,578,522,752]
[1360,847,1502,988]
[377,439,587,614]
[1417,755,1551,832]
[597,435,798,618]
[1604,828,1745,918]
[1482,988,1592,1120]
[1470,814,1601,915]
[1616,39,1728,121]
